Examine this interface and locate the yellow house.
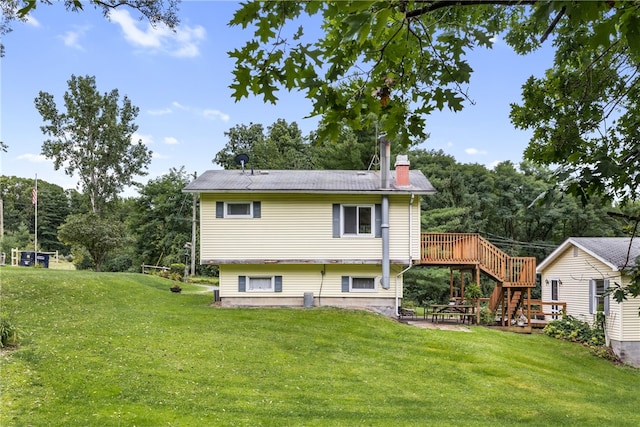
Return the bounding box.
[537,237,640,367]
[183,154,435,316]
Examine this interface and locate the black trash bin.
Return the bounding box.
[19,251,50,268]
[19,251,34,267]
[36,253,50,268]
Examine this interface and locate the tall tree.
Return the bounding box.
[129,167,193,267]
[35,74,152,214]
[214,119,314,170]
[229,0,640,204]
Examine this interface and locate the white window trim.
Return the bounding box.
[350,276,377,292]
[224,201,253,218]
[247,276,274,292]
[341,204,375,237]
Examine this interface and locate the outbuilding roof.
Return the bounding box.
[183,169,436,195]
[537,237,640,273]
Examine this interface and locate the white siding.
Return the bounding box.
[200,193,418,263]
[539,245,624,341]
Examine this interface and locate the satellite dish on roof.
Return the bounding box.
[234,153,250,172]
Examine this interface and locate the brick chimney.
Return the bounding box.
[395,155,410,186]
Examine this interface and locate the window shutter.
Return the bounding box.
[603,279,610,315]
[238,276,246,292]
[216,202,224,218]
[332,204,341,238]
[341,276,350,292]
[589,279,595,314]
[253,201,261,218]
[275,276,282,292]
[375,204,382,238]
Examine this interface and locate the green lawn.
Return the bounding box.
[1,267,638,426]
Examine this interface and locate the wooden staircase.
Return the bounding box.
[420,233,536,327]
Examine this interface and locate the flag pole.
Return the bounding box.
[34,174,38,256]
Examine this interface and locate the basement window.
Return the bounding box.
[248,277,273,292]
[342,276,376,292]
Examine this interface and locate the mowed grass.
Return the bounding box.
[1,268,638,426]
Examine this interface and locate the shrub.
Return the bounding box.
[402,300,415,309]
[479,305,496,325]
[544,315,611,361]
[169,263,185,275]
[103,254,133,272]
[543,316,594,343]
[465,284,482,301]
[0,314,20,348]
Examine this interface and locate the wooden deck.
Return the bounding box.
[420,233,536,287]
[419,233,541,327]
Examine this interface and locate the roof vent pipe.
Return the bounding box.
[379,136,391,189]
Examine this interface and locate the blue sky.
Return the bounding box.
[1,1,554,195]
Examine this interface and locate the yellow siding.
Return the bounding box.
[200,193,418,263]
[220,264,404,299]
[540,245,624,341]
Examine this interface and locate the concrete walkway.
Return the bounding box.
[404,320,473,332]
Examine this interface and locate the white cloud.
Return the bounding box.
[166,101,230,122]
[25,16,40,27]
[17,153,50,163]
[147,108,172,115]
[109,9,206,57]
[132,132,154,146]
[152,152,170,159]
[203,109,230,122]
[465,148,487,155]
[172,101,187,110]
[164,136,179,145]
[487,160,501,170]
[59,26,89,50]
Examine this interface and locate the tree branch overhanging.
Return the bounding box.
[406,0,537,18]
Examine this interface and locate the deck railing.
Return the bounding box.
[420,233,536,286]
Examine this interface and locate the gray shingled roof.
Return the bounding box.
[538,237,640,272]
[183,169,436,194]
[571,237,640,270]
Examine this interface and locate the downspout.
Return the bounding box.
[380,137,391,290]
[395,192,415,316]
[382,196,390,290]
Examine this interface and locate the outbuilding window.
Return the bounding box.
[589,279,609,314]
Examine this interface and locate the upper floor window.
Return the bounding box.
[343,205,373,236]
[216,201,261,218]
[333,203,380,238]
[226,202,252,218]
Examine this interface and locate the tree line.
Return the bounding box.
[2,116,633,276]
[2,0,638,300]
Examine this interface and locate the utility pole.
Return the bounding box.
[190,172,197,276]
